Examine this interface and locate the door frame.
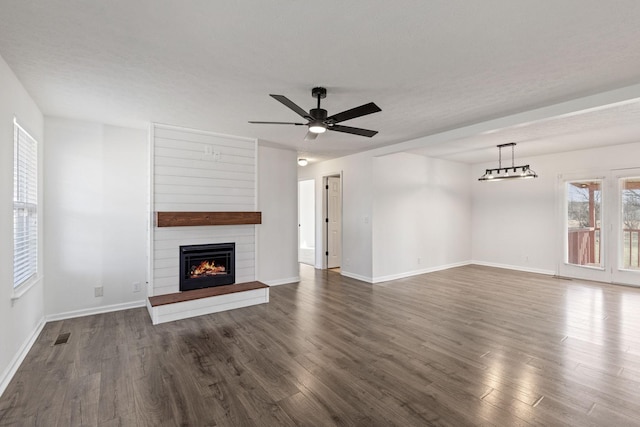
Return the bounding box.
[297,178,315,266]
[556,171,609,282]
[557,169,640,287]
[322,173,342,270]
[612,168,640,286]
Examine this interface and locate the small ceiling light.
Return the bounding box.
[478,143,538,182]
[297,158,308,166]
[308,120,327,134]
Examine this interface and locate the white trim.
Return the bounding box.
[0,317,45,398]
[471,260,555,276]
[147,123,154,297]
[12,117,38,144]
[372,261,472,283]
[45,300,147,322]
[10,275,43,301]
[254,138,259,281]
[263,276,299,286]
[341,270,374,283]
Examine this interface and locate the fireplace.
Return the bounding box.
[179,243,235,291]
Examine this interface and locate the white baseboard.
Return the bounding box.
[263,276,299,286]
[46,300,147,322]
[341,270,374,283]
[0,317,45,398]
[372,260,472,284]
[471,260,555,276]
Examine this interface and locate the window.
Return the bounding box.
[566,180,602,268]
[620,177,640,270]
[13,118,38,288]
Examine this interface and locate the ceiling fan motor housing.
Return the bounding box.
[310,108,328,120]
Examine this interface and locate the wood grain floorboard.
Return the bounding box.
[2,264,640,426]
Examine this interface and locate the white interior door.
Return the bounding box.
[327,176,341,269]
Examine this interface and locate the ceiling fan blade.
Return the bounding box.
[328,125,378,138]
[304,131,318,141]
[270,94,311,119]
[326,102,381,124]
[248,121,306,125]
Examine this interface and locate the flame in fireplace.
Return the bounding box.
[190,260,226,278]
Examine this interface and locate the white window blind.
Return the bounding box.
[13,118,38,288]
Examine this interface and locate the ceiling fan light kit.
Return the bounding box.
[478,143,538,182]
[249,87,381,139]
[308,120,327,134]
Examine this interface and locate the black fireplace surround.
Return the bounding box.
[179,243,235,292]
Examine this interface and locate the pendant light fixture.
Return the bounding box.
[478,143,537,182]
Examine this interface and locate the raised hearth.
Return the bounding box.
[147,281,269,325]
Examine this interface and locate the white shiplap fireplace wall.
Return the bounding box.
[149,124,258,300]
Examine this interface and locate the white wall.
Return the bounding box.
[257,145,299,285]
[299,151,374,281]
[372,153,471,281]
[43,118,148,317]
[0,54,45,395]
[471,141,640,275]
[299,150,471,283]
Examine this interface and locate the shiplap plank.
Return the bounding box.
[154,184,255,197]
[154,226,255,240]
[154,203,255,212]
[154,165,254,182]
[154,194,255,206]
[154,175,255,189]
[154,156,255,174]
[154,146,256,163]
[153,237,254,251]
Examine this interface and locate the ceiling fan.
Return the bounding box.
[249,87,381,140]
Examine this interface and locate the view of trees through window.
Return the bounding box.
[566,181,602,267]
[621,178,640,270]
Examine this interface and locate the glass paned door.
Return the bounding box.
[613,172,640,286]
[566,180,603,268]
[560,171,640,286]
[620,178,640,270]
[558,176,609,283]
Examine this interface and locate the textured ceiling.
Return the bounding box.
[1,0,640,163]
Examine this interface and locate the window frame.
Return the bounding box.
[13,117,39,293]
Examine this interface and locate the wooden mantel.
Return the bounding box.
[156,211,262,227]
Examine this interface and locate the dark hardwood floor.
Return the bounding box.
[2,264,640,426]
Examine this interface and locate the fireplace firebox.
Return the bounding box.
[179,243,235,292]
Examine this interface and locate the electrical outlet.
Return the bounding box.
[133,282,141,293]
[94,286,103,297]
[417,257,422,264]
